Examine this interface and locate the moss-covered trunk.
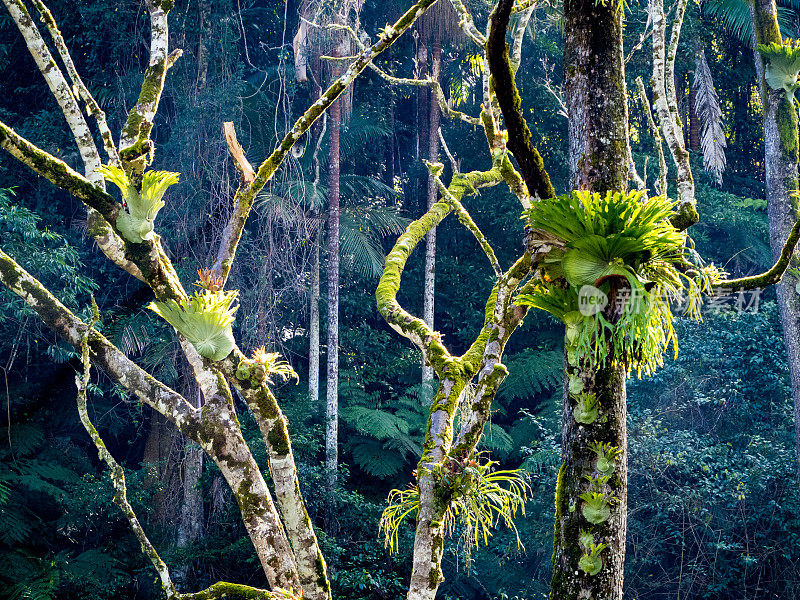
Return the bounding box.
[751,0,800,492]
[553,0,630,597]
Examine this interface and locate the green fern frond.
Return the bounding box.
[498,349,564,402]
[97,165,179,243]
[758,39,800,101]
[149,289,237,361]
[379,456,530,553]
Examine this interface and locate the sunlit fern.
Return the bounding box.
[518,191,723,375]
[379,456,530,553]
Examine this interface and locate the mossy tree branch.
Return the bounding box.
[0,248,197,428]
[31,0,120,165]
[650,0,698,229]
[211,0,443,284]
[75,303,179,598]
[77,316,298,600]
[0,248,303,591]
[216,351,331,600]
[635,76,668,195]
[119,0,180,171]
[719,216,800,292]
[452,253,533,457]
[426,162,502,276]
[487,0,556,200]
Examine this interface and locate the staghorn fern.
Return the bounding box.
[757,39,800,102]
[517,191,723,375]
[97,165,179,243]
[149,289,238,361]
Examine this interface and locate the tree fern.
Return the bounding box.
[498,349,563,403]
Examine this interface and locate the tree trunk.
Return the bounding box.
[554,1,631,598]
[309,225,321,407]
[174,388,204,588]
[326,91,342,502]
[751,0,800,493]
[689,85,700,151]
[415,38,429,160]
[422,39,442,384]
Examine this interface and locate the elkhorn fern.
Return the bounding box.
[98,165,180,243]
[517,191,722,375]
[149,289,238,361]
[757,40,800,102]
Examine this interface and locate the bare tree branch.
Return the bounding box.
[211,0,443,283]
[32,0,120,165]
[635,76,668,195]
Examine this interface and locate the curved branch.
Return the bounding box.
[719,217,800,292]
[211,0,441,283]
[377,200,454,375]
[426,162,502,276]
[487,0,556,200]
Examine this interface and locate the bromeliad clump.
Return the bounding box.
[236,347,299,386]
[149,270,238,361]
[517,190,721,375]
[98,164,179,243]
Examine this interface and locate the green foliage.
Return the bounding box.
[149,288,238,361]
[379,457,530,553]
[573,392,600,424]
[518,191,722,375]
[496,348,563,402]
[340,378,430,479]
[97,165,179,243]
[578,541,608,576]
[579,491,614,524]
[757,40,800,102]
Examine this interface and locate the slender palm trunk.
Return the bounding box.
[415,39,428,160]
[751,0,800,492]
[552,1,631,598]
[422,39,442,384]
[309,226,321,407]
[326,95,341,500]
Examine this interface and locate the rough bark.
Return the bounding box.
[422,40,442,384]
[218,353,332,600]
[309,227,321,406]
[563,0,629,193]
[751,0,800,493]
[650,0,698,229]
[553,0,631,598]
[326,89,341,499]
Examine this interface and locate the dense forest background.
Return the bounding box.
[1,0,800,598]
